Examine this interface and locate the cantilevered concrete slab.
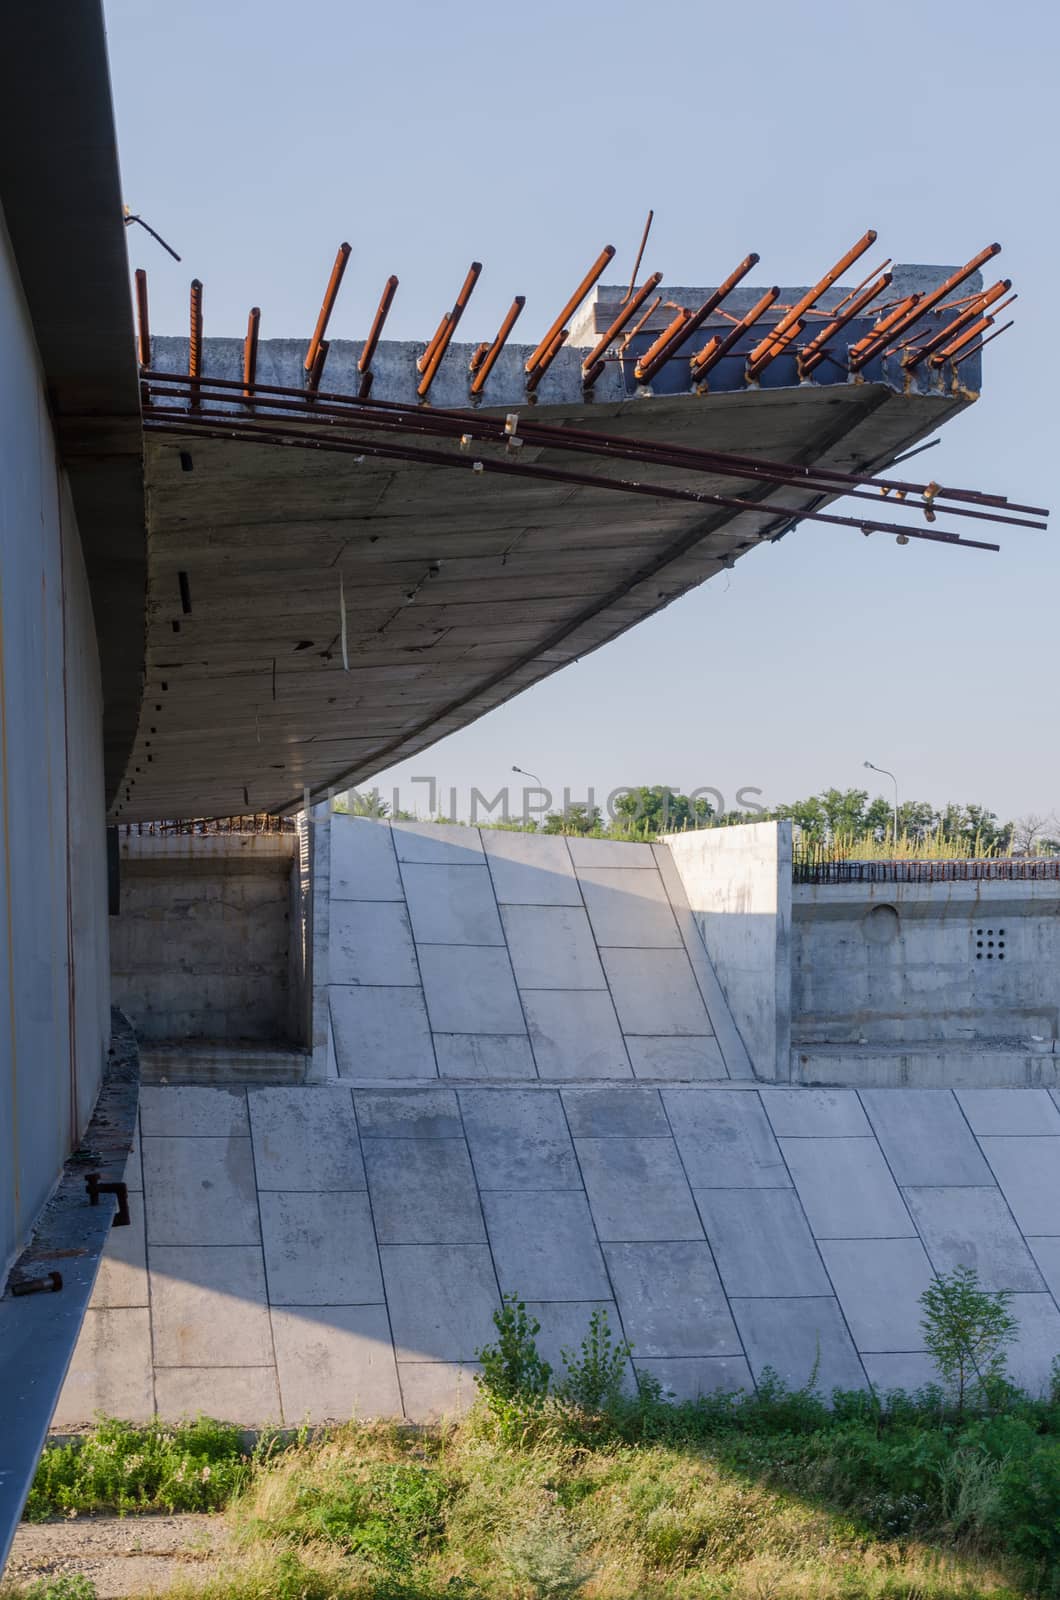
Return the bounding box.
[118,262,985,821]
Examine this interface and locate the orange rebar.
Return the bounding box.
[525,245,615,374]
[417,262,483,399]
[134,268,151,368]
[929,315,994,366]
[526,327,569,394]
[305,242,351,374]
[418,312,451,375]
[620,295,662,355]
[243,306,260,399]
[848,293,921,368]
[635,253,761,383]
[952,319,1014,366]
[582,271,663,379]
[469,295,525,397]
[747,230,876,378]
[903,280,1012,369]
[690,287,779,382]
[829,258,893,318]
[850,244,1002,369]
[624,209,654,301]
[468,342,490,374]
[797,272,893,376]
[359,275,398,374]
[306,339,330,395]
[189,278,203,409]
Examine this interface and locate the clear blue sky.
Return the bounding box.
[103,0,1058,822]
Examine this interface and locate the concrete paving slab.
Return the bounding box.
[1009,1294,1060,1395]
[143,1136,261,1246]
[861,1091,993,1186]
[626,1037,726,1080]
[329,900,419,986]
[418,946,525,1035]
[602,1241,741,1357]
[381,1244,499,1362]
[561,1088,667,1138]
[567,837,655,870]
[391,822,484,865]
[634,1356,753,1401]
[364,1139,486,1243]
[260,1191,384,1304]
[330,985,437,1079]
[759,1089,871,1139]
[460,1089,580,1190]
[576,1136,703,1241]
[149,1246,273,1366]
[956,1089,1060,1135]
[819,1238,935,1351]
[270,1304,401,1422]
[662,1089,790,1188]
[525,1300,633,1392]
[139,1086,248,1138]
[154,1366,282,1425]
[401,862,505,946]
[602,948,713,1035]
[482,1190,610,1300]
[578,867,682,948]
[434,1034,537,1079]
[52,1308,154,1427]
[521,990,631,1080]
[1027,1237,1060,1299]
[780,1138,915,1238]
[90,1203,148,1309]
[695,1189,831,1298]
[904,1186,1045,1291]
[249,1087,365,1190]
[331,818,404,900]
[730,1297,867,1394]
[979,1137,1060,1234]
[398,1362,482,1421]
[501,904,606,989]
[354,1089,462,1138]
[482,830,580,905]
[860,1352,940,1395]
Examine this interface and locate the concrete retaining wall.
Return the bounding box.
[664,823,792,1080]
[0,204,110,1276]
[110,832,304,1044]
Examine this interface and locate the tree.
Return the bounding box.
[541,803,603,836]
[610,785,714,837]
[919,1266,1017,1413]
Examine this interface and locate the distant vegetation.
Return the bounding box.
[338,784,1060,858]
[14,1272,1060,1599]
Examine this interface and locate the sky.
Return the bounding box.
[102,0,1059,823]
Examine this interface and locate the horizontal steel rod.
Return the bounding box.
[143,406,1001,551]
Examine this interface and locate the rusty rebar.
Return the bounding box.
[848,293,921,369]
[851,244,1002,368]
[929,314,994,366]
[797,272,893,377]
[134,268,151,368]
[747,230,877,377]
[635,254,762,384]
[306,339,330,394]
[952,319,1014,366]
[359,274,398,375]
[582,271,664,379]
[525,245,615,374]
[525,326,569,393]
[189,278,203,409]
[142,408,1006,552]
[305,241,351,374]
[417,261,483,399]
[829,257,893,318]
[619,294,662,355]
[243,306,260,399]
[903,280,1012,369]
[691,287,779,382]
[468,342,490,374]
[624,209,653,301]
[469,295,525,396]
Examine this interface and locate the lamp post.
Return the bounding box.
[864,760,899,848]
[511,764,542,786]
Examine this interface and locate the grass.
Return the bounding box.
[11,1389,1060,1599]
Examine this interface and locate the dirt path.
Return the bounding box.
[6,1514,229,1597]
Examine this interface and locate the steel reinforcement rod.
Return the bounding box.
[417,262,482,398]
[746,230,877,379]
[305,242,351,376]
[525,245,615,375]
[142,408,1004,552]
[469,296,526,398]
[138,368,1049,521]
[634,253,761,384]
[850,244,1002,369]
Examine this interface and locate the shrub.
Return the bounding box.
[557,1309,631,1414]
[920,1267,1018,1413]
[475,1296,553,1440]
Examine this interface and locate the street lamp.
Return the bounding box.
[864,760,899,848]
[511,764,542,786]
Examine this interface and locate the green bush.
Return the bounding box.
[920,1267,1018,1413]
[557,1308,631,1413]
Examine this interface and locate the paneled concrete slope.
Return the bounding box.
[313,819,752,1082]
[118,266,977,822]
[55,1082,1060,1427]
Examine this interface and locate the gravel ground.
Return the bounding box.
[5,1515,229,1597]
